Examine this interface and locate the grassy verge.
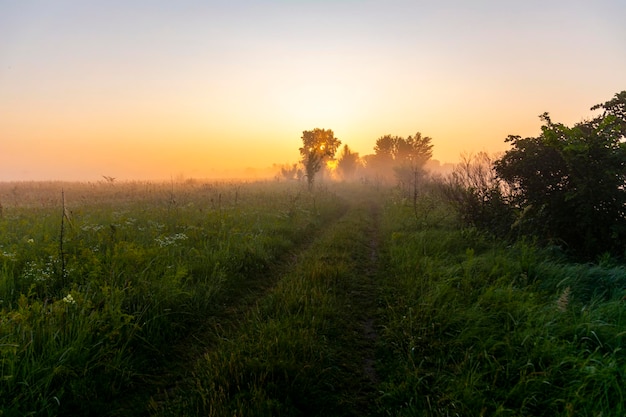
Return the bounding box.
[376,192,626,416]
[0,181,347,416]
[4,181,626,416]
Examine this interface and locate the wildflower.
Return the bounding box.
[1,251,17,261]
[155,233,188,247]
[27,238,35,244]
[81,224,105,232]
[62,294,76,305]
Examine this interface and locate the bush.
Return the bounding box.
[494,91,626,259]
[441,152,513,236]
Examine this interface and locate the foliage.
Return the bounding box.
[337,144,361,181]
[367,132,433,187]
[299,128,342,190]
[0,180,346,416]
[4,165,626,416]
[278,163,299,181]
[377,193,626,416]
[494,90,626,258]
[373,133,432,164]
[441,152,513,235]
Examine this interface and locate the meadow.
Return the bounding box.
[1,179,625,416]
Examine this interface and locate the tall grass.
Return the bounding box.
[376,191,626,416]
[155,186,383,417]
[0,180,346,416]
[3,180,626,416]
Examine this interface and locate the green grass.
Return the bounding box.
[155,187,383,417]
[0,181,347,416]
[2,180,626,416]
[376,192,626,416]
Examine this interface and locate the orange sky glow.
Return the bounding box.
[1,1,625,181]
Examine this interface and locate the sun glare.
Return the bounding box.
[275,81,365,129]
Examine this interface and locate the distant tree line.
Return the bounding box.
[281,90,626,260]
[280,128,435,192]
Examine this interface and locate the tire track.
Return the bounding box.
[361,201,382,386]
[108,201,351,416]
[122,188,386,416]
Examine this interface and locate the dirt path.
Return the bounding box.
[111,192,386,416]
[334,199,383,414]
[108,204,351,416]
[361,201,382,386]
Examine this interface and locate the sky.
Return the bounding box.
[1,0,625,181]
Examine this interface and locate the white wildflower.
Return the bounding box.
[81,224,105,232]
[62,294,76,305]
[155,233,188,247]
[1,251,16,260]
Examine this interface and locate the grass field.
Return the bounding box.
[1,180,625,416]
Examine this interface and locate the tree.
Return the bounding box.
[368,133,433,184]
[373,135,398,161]
[299,128,341,190]
[396,132,434,166]
[494,91,626,258]
[368,135,400,181]
[393,133,434,196]
[279,163,298,181]
[336,144,360,180]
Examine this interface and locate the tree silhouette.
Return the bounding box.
[279,163,298,181]
[494,91,626,258]
[299,128,341,190]
[337,144,360,180]
[369,132,433,184]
